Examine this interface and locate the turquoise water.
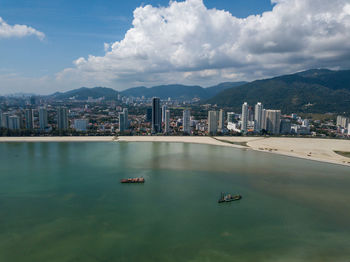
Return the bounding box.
[0,142,350,262]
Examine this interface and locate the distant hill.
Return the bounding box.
[206,69,350,113]
[120,82,247,100]
[49,87,118,100]
[47,82,247,101]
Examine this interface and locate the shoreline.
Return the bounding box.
[0,136,349,167]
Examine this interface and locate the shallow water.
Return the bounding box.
[0,142,349,262]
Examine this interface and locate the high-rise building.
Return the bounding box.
[1,113,10,129]
[25,109,34,130]
[248,106,254,121]
[146,108,152,122]
[336,115,349,128]
[123,108,129,129]
[208,111,218,135]
[74,119,88,131]
[265,110,281,134]
[241,102,249,132]
[119,112,126,132]
[162,105,168,123]
[152,97,162,133]
[261,109,267,130]
[183,109,191,134]
[57,107,69,130]
[227,112,235,124]
[280,119,291,134]
[164,110,170,134]
[8,116,20,130]
[254,102,263,132]
[218,109,225,131]
[39,107,48,131]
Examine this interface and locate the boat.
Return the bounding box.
[120,177,145,184]
[218,192,242,203]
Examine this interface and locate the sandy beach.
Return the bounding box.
[118,136,350,167]
[0,136,349,167]
[215,137,350,167]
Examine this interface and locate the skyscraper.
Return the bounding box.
[25,109,34,130]
[1,113,10,129]
[146,108,152,122]
[241,102,249,132]
[218,109,225,132]
[162,105,167,123]
[39,107,48,131]
[152,97,162,133]
[227,112,235,123]
[337,115,349,128]
[265,110,281,134]
[254,102,263,132]
[261,109,267,130]
[8,116,20,130]
[119,112,126,132]
[183,109,191,134]
[123,108,129,129]
[57,107,68,130]
[208,111,218,135]
[164,110,170,134]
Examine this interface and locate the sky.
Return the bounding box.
[0,0,349,95]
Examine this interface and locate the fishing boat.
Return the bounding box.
[120,177,145,184]
[218,192,242,203]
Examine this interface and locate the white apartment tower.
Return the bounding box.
[25,109,34,130]
[183,109,191,134]
[218,109,225,132]
[57,107,69,130]
[265,110,281,135]
[123,108,129,129]
[241,102,249,132]
[254,102,263,132]
[208,111,218,135]
[164,110,170,134]
[162,105,167,123]
[39,107,48,131]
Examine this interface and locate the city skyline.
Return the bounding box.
[1,0,350,94]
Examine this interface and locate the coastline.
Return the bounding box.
[0,136,349,167]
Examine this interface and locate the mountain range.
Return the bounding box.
[49,82,247,101]
[47,69,350,113]
[207,69,350,113]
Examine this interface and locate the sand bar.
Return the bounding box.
[215,137,350,167]
[117,136,247,149]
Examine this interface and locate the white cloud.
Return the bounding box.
[0,17,45,40]
[4,0,350,94]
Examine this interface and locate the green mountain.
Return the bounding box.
[207,69,350,113]
[50,87,118,100]
[48,82,247,101]
[120,82,247,100]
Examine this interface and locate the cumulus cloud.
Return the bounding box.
[0,17,45,40]
[57,0,350,89]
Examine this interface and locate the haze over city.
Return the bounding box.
[1,0,350,94]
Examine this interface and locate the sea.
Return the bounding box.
[0,142,350,262]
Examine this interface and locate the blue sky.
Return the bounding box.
[0,0,349,94]
[0,0,273,77]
